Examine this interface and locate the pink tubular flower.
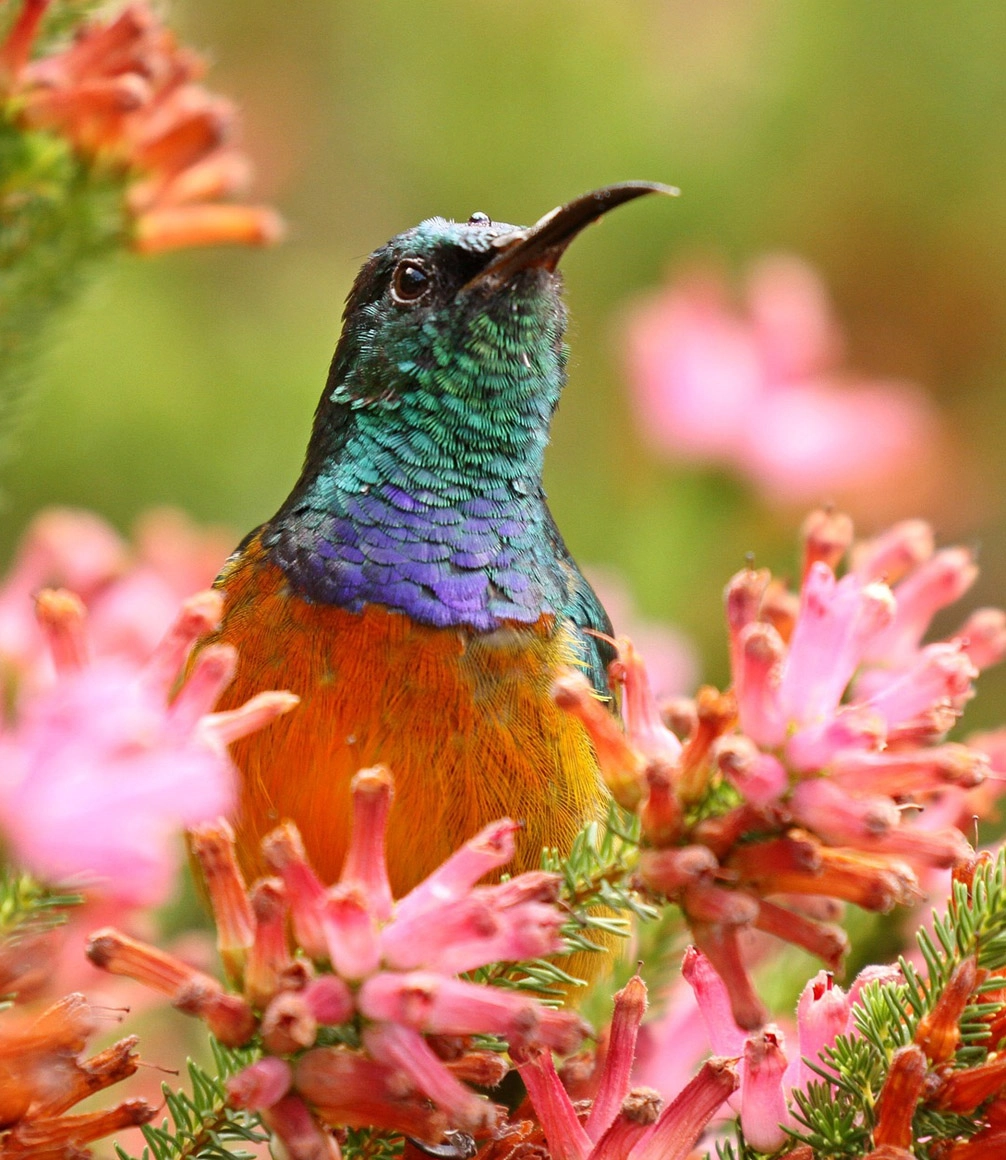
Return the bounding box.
[0,1,283,251]
[88,769,588,1144]
[624,256,937,506]
[0,586,296,905]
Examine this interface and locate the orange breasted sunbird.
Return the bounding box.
[206,183,676,898]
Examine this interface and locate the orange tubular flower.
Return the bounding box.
[0,0,284,252]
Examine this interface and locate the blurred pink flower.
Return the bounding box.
[0,506,234,686]
[625,255,938,504]
[0,586,296,905]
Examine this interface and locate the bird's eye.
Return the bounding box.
[391,259,431,303]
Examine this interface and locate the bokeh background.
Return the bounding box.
[4,0,1006,719]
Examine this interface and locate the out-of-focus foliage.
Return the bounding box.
[3,0,1006,716]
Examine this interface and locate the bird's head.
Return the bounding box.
[307,182,677,472]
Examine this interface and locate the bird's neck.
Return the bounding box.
[265,359,571,631]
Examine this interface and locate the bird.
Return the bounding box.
[204,182,677,900]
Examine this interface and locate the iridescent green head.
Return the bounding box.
[269,182,676,636]
[309,182,678,470]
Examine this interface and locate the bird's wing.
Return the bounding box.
[543,506,616,701]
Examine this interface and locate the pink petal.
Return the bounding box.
[393,818,520,924]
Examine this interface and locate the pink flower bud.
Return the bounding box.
[754,900,848,970]
[733,623,785,747]
[514,1043,592,1160]
[866,642,977,730]
[339,766,394,921]
[801,508,854,581]
[301,976,354,1026]
[866,547,978,665]
[852,519,933,584]
[553,670,645,809]
[639,759,683,846]
[245,879,291,1007]
[954,607,1006,670]
[714,735,787,805]
[794,972,850,1091]
[586,974,647,1142]
[262,822,329,961]
[681,946,746,1055]
[618,637,683,765]
[34,588,88,673]
[295,1046,449,1141]
[638,845,718,897]
[830,743,988,796]
[740,1029,791,1152]
[260,1094,340,1160]
[188,820,254,984]
[691,922,767,1031]
[226,1057,292,1111]
[260,992,318,1056]
[358,972,538,1042]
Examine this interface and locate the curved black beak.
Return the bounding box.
[462,180,678,294]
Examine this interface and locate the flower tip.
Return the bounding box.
[351,764,395,798]
[34,586,89,671]
[801,506,854,576]
[178,588,226,634]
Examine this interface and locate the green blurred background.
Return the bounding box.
[4,0,1006,718]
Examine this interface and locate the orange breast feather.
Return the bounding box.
[207,534,605,895]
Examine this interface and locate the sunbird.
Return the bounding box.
[207,182,676,896]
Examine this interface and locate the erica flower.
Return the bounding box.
[624,256,937,505]
[556,510,998,1028]
[0,0,283,251]
[0,585,296,905]
[87,768,588,1153]
[0,991,154,1157]
[497,973,738,1160]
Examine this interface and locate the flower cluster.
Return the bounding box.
[624,255,937,505]
[677,946,894,1152]
[493,973,739,1160]
[0,579,295,906]
[0,991,153,1158]
[556,509,1002,1028]
[86,767,589,1157]
[0,0,283,251]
